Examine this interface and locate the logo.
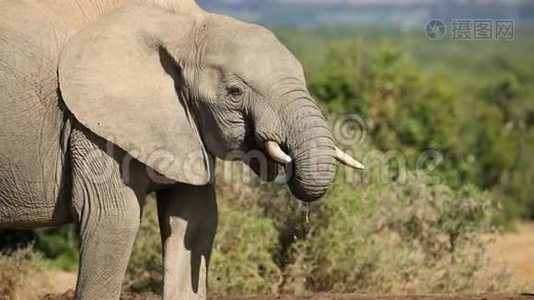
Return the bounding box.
[425,19,446,40]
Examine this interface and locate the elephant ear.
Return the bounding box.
[58,9,211,185]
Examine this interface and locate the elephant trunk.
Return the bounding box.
[284,93,337,202]
[254,88,337,202]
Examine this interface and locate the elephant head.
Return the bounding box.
[58,2,363,202]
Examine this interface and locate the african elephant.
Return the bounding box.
[0,0,363,299]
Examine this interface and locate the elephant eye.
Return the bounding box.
[226,86,243,98]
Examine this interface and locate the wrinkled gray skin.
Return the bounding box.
[0,0,346,299]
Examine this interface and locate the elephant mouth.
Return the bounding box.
[239,126,280,182]
[246,148,280,182]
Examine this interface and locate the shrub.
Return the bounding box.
[0,247,47,300]
[308,39,533,220]
[34,226,79,271]
[281,173,518,294]
[122,188,283,296]
[210,197,283,295]
[124,197,163,293]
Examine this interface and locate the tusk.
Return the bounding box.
[265,141,292,164]
[335,147,365,170]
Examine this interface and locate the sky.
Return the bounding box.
[196,0,526,27]
[200,0,520,4]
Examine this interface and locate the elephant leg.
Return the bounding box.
[157,184,218,300]
[69,126,148,300]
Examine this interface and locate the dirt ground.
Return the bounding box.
[39,223,534,300]
[217,296,534,300]
[487,223,534,285]
[41,291,534,300]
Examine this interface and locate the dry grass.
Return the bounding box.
[0,248,45,300]
[0,248,76,300]
[4,225,534,299]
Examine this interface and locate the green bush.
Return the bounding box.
[34,226,79,271]
[306,38,533,220]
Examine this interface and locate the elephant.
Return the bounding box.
[0,0,364,299]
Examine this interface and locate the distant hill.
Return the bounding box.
[196,0,534,28]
